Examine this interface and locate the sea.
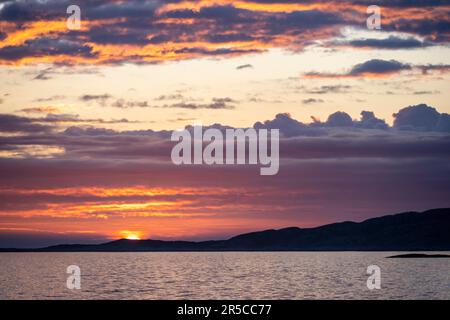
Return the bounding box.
[0,252,449,299]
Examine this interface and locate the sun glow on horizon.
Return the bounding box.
[119,230,143,240]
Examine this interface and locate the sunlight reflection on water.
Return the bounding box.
[0,252,449,299]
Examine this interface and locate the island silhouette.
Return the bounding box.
[2,208,449,252]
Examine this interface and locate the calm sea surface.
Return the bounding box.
[0,252,449,299]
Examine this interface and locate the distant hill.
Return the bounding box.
[2,208,450,252]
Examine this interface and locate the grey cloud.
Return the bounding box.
[33,95,66,103]
[344,36,434,49]
[86,1,159,20]
[356,111,389,130]
[0,112,139,135]
[0,0,68,21]
[306,85,353,94]
[41,114,137,125]
[79,94,112,106]
[155,94,185,101]
[174,47,263,56]
[394,104,450,132]
[304,60,450,78]
[255,110,389,136]
[325,111,354,127]
[303,59,412,78]
[107,97,236,110]
[0,114,53,133]
[112,99,150,108]
[418,64,450,74]
[350,59,412,76]
[254,113,319,137]
[33,67,101,81]
[413,91,440,95]
[0,37,96,61]
[160,98,236,110]
[302,98,324,105]
[436,114,450,133]
[236,64,253,70]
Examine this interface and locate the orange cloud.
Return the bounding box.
[0,184,300,241]
[1,1,447,66]
[0,21,67,48]
[157,0,345,14]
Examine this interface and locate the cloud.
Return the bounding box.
[247,96,283,104]
[41,114,137,125]
[413,90,440,95]
[254,113,318,137]
[1,112,450,246]
[325,111,354,127]
[18,106,60,114]
[86,1,159,20]
[418,64,450,74]
[33,95,66,103]
[304,59,413,78]
[159,98,237,110]
[1,102,450,245]
[0,114,53,133]
[356,111,389,130]
[305,85,353,94]
[104,97,236,110]
[383,10,450,42]
[4,103,446,139]
[255,110,390,136]
[0,112,140,135]
[173,47,263,57]
[1,105,448,165]
[155,94,185,101]
[302,98,324,105]
[304,59,450,79]
[340,36,434,49]
[32,67,101,81]
[236,64,253,70]
[1,1,448,65]
[207,33,255,43]
[0,103,448,165]
[1,1,450,245]
[77,94,236,110]
[310,111,389,130]
[111,99,150,108]
[1,109,448,164]
[0,1,38,21]
[363,0,450,8]
[0,37,96,61]
[79,94,112,106]
[33,72,51,81]
[394,104,450,132]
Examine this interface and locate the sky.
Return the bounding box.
[0,0,450,247]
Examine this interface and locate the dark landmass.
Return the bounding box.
[387,253,450,258]
[1,208,450,252]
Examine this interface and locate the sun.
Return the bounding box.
[126,234,140,240]
[119,230,142,240]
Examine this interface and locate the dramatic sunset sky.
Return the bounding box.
[1,0,450,247]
